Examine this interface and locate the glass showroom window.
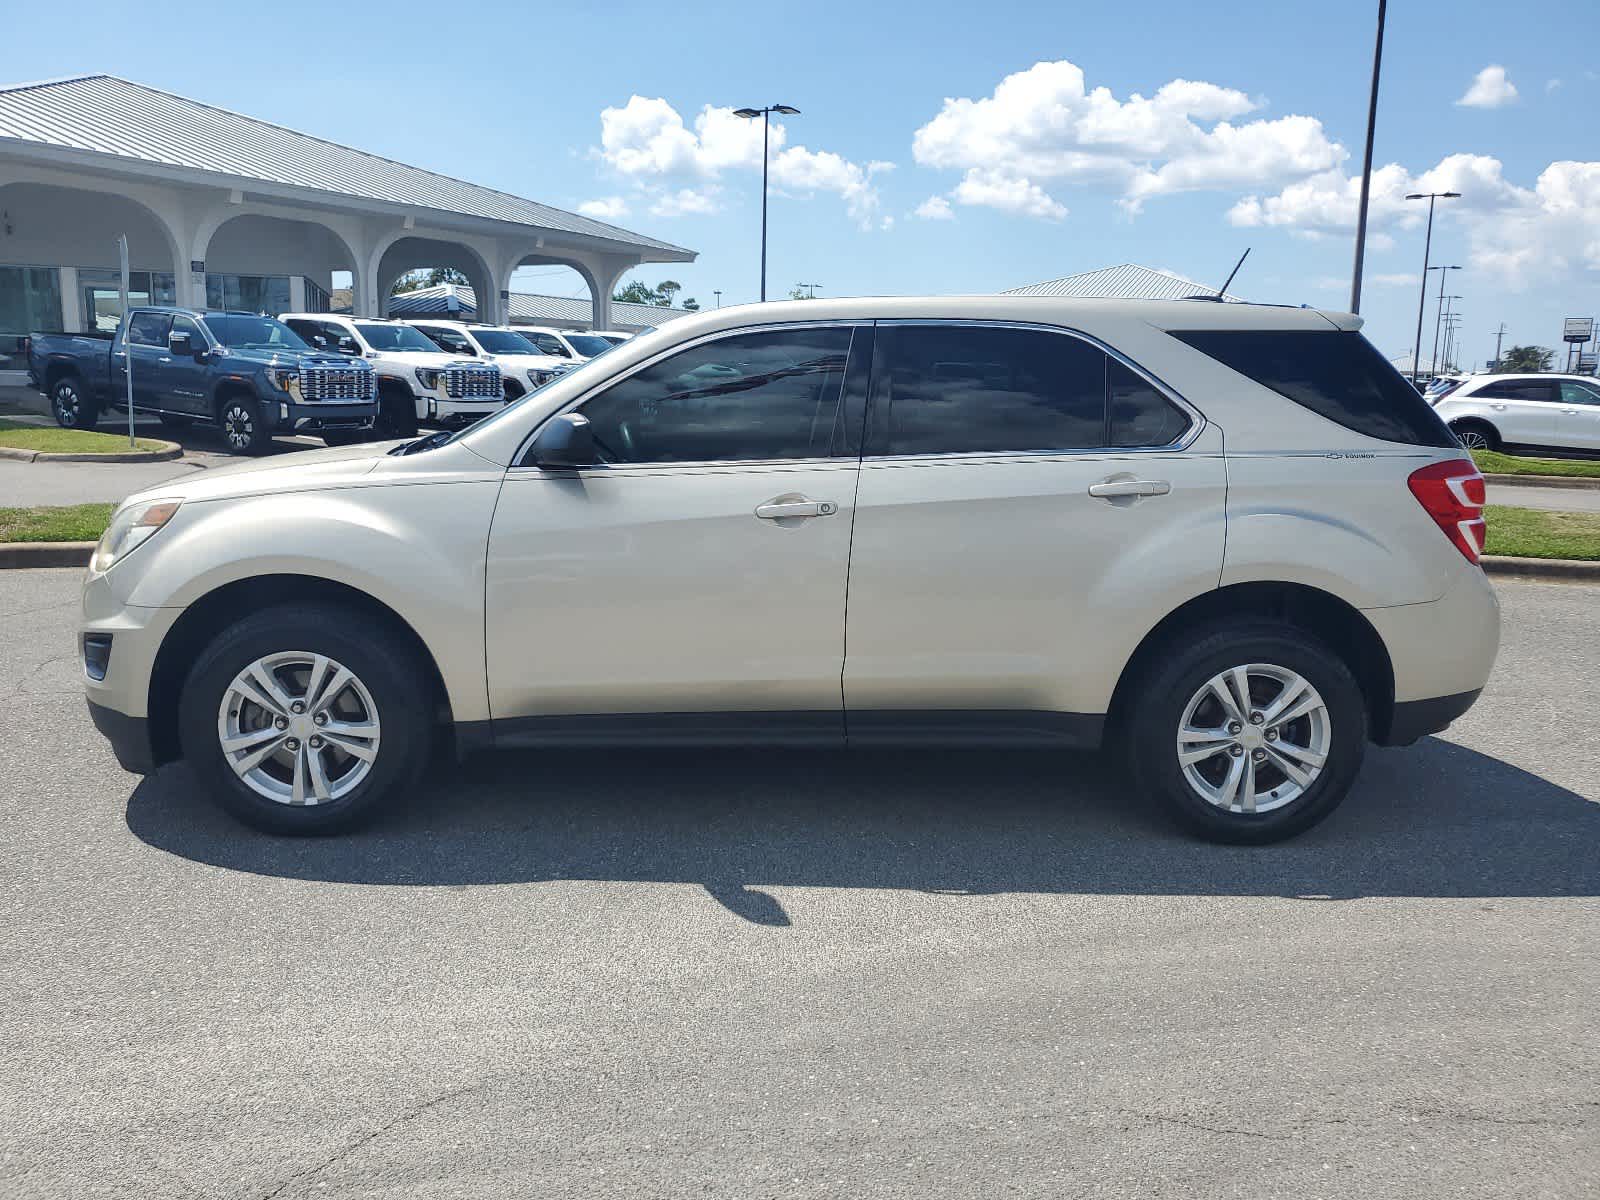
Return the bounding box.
[207,274,290,315]
[79,268,176,333]
[0,267,63,368]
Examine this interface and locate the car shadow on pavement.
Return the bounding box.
[124,735,1599,922]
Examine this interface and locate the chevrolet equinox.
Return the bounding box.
[81,297,1499,843]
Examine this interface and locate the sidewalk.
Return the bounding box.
[1485,483,1600,514]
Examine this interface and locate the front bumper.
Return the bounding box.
[88,700,154,773]
[81,571,182,774]
[273,401,377,433]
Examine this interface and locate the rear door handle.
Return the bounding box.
[1088,479,1171,498]
[755,496,837,520]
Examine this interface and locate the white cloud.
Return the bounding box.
[914,195,955,220]
[911,59,1343,219]
[1457,65,1518,108]
[1230,154,1600,290]
[577,196,629,220]
[951,169,1067,220]
[1546,78,1563,94]
[594,95,890,229]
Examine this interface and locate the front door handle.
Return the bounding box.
[755,496,837,520]
[1088,479,1171,498]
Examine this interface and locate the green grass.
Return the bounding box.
[0,503,115,544]
[0,418,166,455]
[1483,505,1600,561]
[1472,449,1600,479]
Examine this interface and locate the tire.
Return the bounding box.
[158,413,194,429]
[51,376,99,430]
[1123,622,1368,844]
[320,430,364,447]
[1450,420,1498,453]
[372,385,418,440]
[216,394,271,455]
[178,605,434,835]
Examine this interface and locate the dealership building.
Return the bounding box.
[0,74,694,384]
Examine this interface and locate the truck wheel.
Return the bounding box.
[1123,622,1367,844]
[178,605,433,835]
[372,385,418,440]
[217,395,270,455]
[51,378,99,430]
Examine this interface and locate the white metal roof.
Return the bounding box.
[1005,263,1243,302]
[388,284,691,329]
[0,74,692,259]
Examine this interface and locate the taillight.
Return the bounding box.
[1408,459,1487,564]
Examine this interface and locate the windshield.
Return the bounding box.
[562,334,615,357]
[355,323,443,352]
[444,346,621,445]
[471,329,541,355]
[204,314,310,352]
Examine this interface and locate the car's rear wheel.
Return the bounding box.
[178,605,433,834]
[1450,420,1498,452]
[217,394,270,455]
[1124,623,1367,843]
[372,385,418,440]
[51,377,99,430]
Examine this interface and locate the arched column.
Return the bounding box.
[495,245,638,332]
[190,204,364,313]
[374,235,498,322]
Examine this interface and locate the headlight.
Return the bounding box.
[415,367,442,390]
[91,498,182,574]
[266,367,301,398]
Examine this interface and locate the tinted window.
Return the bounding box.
[1171,329,1456,447]
[169,315,204,348]
[522,332,571,356]
[1559,381,1600,405]
[1109,359,1190,446]
[355,323,440,352]
[285,319,323,345]
[1475,379,1558,403]
[579,327,852,463]
[204,315,309,351]
[125,311,170,346]
[562,334,614,357]
[417,326,472,354]
[471,329,539,355]
[869,325,1108,455]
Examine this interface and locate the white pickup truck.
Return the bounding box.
[403,320,571,402]
[281,314,504,439]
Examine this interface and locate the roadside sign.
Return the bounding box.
[1579,353,1598,374]
[1563,317,1594,343]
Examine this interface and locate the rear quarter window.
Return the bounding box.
[1171,329,1457,448]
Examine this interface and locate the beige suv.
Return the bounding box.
[81,297,1499,843]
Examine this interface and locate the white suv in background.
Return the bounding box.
[1432,373,1600,455]
[515,326,617,363]
[281,314,503,439]
[405,321,569,401]
[79,297,1498,845]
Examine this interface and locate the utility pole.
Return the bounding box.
[1349,0,1387,314]
[1491,322,1507,369]
[713,290,722,309]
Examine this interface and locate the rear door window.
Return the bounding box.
[866,324,1189,455]
[1171,328,1457,447]
[1474,379,1559,403]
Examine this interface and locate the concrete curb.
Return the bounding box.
[1481,555,1600,582]
[1482,472,1600,491]
[0,542,94,569]
[0,440,183,464]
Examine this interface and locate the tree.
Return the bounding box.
[391,267,467,295]
[682,298,700,311]
[612,278,701,310]
[655,280,683,307]
[613,280,658,305]
[1495,345,1554,373]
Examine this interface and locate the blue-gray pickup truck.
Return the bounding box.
[27,307,378,454]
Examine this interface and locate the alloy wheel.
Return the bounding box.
[223,404,255,451]
[1175,663,1331,814]
[54,383,80,427]
[216,651,381,806]
[1455,428,1490,451]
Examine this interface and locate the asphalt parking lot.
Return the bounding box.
[1,569,1595,1199]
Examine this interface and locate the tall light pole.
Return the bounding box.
[1349,0,1387,314]
[1431,274,1462,376]
[713,290,722,309]
[1406,191,1461,381]
[796,281,822,299]
[733,103,801,302]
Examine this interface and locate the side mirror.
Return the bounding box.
[529,412,595,468]
[338,336,360,355]
[168,332,192,356]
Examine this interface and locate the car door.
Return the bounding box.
[155,315,212,415]
[120,311,171,411]
[842,321,1226,740]
[1556,380,1600,451]
[483,322,866,742]
[1469,379,1559,446]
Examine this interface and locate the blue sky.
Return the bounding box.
[13,0,1598,366]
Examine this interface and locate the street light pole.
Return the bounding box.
[1349,0,1387,314]
[733,104,801,303]
[713,290,722,309]
[1406,191,1461,381]
[1431,274,1461,376]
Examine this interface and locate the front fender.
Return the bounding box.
[115,482,502,722]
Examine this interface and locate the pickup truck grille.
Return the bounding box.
[300,364,375,402]
[444,364,502,400]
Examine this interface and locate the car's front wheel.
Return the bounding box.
[178,605,433,834]
[1449,420,1498,452]
[217,395,270,455]
[1124,623,1367,843]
